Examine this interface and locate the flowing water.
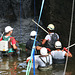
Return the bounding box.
[0,50,74,75]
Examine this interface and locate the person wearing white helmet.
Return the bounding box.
[26,31,42,57]
[50,41,72,64]
[5,26,13,33]
[1,26,20,56]
[35,47,52,70]
[30,31,37,37]
[26,47,52,70]
[42,24,59,50]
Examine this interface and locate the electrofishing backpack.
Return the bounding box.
[0,36,14,52]
[48,33,58,49]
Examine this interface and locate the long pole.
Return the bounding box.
[66,43,75,49]
[32,19,49,34]
[63,0,74,75]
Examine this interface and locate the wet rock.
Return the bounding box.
[0,0,33,22]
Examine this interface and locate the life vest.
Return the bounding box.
[2,36,14,53]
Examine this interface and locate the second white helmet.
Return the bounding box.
[30,31,37,36]
[47,24,55,30]
[55,41,62,49]
[5,26,13,33]
[40,47,48,55]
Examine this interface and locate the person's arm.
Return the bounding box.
[65,53,72,57]
[11,38,17,49]
[42,35,50,45]
[36,46,42,50]
[63,47,72,57]
[42,39,46,45]
[12,44,17,49]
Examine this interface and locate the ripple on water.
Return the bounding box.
[21,70,26,72]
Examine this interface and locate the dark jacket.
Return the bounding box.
[26,38,39,56]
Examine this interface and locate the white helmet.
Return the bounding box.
[40,47,48,55]
[47,24,55,30]
[55,41,62,49]
[30,31,37,36]
[5,26,13,33]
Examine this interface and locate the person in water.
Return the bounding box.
[26,47,52,71]
[50,41,72,64]
[36,47,52,68]
[42,24,59,50]
[26,31,42,57]
[0,26,20,56]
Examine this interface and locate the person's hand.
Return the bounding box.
[63,47,71,54]
[46,48,51,52]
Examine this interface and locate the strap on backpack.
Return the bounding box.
[39,55,50,66]
[8,37,15,48]
[3,36,11,41]
[48,33,58,49]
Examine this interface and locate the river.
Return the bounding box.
[0,50,74,75]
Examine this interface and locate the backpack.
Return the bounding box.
[48,33,58,49]
[39,56,50,67]
[0,36,14,52]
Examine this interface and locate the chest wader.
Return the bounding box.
[52,58,66,64]
[3,36,15,54]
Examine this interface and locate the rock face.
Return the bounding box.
[36,0,75,48]
[0,0,33,22]
[0,0,35,44]
[0,0,75,48]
